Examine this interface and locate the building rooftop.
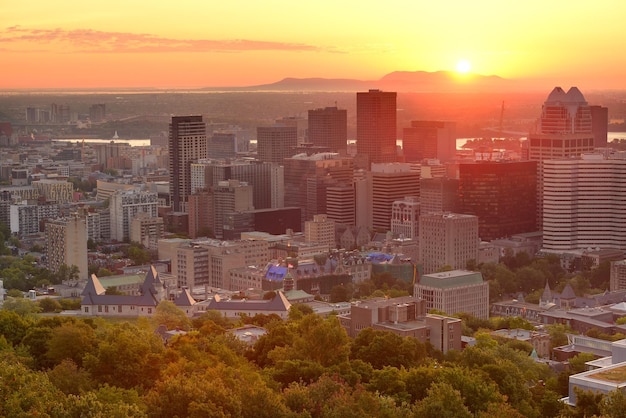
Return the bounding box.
[419,270,484,289]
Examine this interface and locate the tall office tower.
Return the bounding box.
[188,188,213,239]
[194,160,282,210]
[308,107,348,154]
[284,153,354,222]
[610,260,626,291]
[45,215,88,280]
[459,161,537,241]
[169,115,207,212]
[527,87,595,228]
[356,89,397,167]
[403,121,456,163]
[528,87,594,161]
[109,190,159,242]
[420,178,460,215]
[276,116,308,144]
[326,184,356,226]
[419,213,479,274]
[213,180,254,239]
[130,212,164,251]
[391,196,420,239]
[257,126,298,164]
[369,163,420,232]
[304,214,336,248]
[590,105,609,148]
[208,132,237,159]
[543,153,626,251]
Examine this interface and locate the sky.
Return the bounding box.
[1,1,625,90]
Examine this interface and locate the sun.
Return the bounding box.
[456,59,472,74]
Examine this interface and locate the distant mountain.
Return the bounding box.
[224,70,516,92]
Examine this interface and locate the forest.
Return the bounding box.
[1,297,624,418]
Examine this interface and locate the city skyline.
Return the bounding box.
[2,1,626,90]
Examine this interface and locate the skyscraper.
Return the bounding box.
[256,125,298,164]
[308,106,348,154]
[45,215,88,280]
[169,115,207,212]
[369,163,420,232]
[590,105,609,148]
[419,213,479,274]
[543,153,626,251]
[356,89,397,167]
[527,87,595,228]
[402,121,456,163]
[459,161,537,241]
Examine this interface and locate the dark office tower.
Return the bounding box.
[459,161,537,241]
[308,107,348,154]
[403,121,456,163]
[257,126,298,164]
[356,89,397,168]
[209,132,237,159]
[169,115,207,212]
[590,105,609,148]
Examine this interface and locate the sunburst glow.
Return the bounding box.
[456,60,472,74]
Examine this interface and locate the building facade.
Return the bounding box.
[543,154,626,251]
[109,190,159,242]
[256,125,298,164]
[308,106,348,154]
[369,163,420,232]
[459,161,537,241]
[45,215,88,280]
[390,196,420,239]
[169,115,207,212]
[419,213,479,274]
[414,270,489,319]
[402,121,456,163]
[356,90,397,167]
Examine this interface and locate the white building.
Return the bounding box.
[304,214,335,249]
[391,196,420,239]
[109,190,158,242]
[543,153,626,251]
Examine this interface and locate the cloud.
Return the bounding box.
[0,26,327,53]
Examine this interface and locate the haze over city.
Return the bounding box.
[5,1,626,417]
[2,1,626,90]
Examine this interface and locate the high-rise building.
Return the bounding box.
[308,107,348,154]
[208,132,237,159]
[590,105,609,148]
[527,87,594,161]
[610,260,626,291]
[415,270,489,319]
[130,212,164,250]
[284,153,353,222]
[390,196,420,239]
[109,190,159,242]
[304,214,335,249]
[188,188,213,239]
[527,87,595,228]
[256,126,298,164]
[45,215,88,280]
[89,104,106,122]
[213,180,254,239]
[356,89,397,167]
[419,213,479,274]
[169,115,207,212]
[326,184,355,227]
[459,161,537,241]
[543,153,626,251]
[369,163,419,232]
[420,178,459,215]
[403,121,456,163]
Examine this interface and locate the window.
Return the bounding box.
[118,305,122,312]
[84,307,89,313]
[98,305,102,313]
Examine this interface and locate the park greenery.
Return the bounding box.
[0,299,623,417]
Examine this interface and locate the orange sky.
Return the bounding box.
[2,1,625,90]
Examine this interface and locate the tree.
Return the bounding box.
[413,382,473,418]
[38,297,62,313]
[153,300,192,331]
[351,328,427,369]
[46,321,98,367]
[600,388,626,418]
